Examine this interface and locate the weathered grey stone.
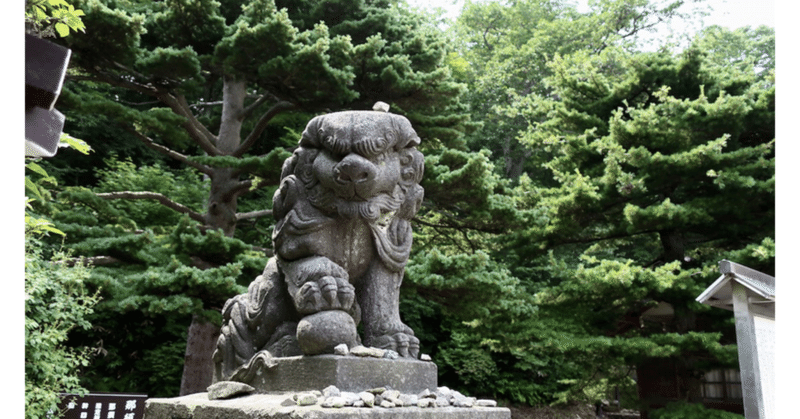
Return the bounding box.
[382,390,400,400]
[399,394,418,406]
[435,397,451,407]
[341,391,359,405]
[146,110,513,419]
[236,355,436,394]
[147,392,513,418]
[418,389,436,399]
[351,345,386,358]
[476,399,498,407]
[417,398,434,408]
[454,397,476,408]
[207,381,256,400]
[385,396,403,407]
[359,391,376,407]
[373,101,390,112]
[296,393,318,406]
[322,396,347,408]
[322,385,341,398]
[297,311,359,356]
[213,110,426,381]
[420,354,432,362]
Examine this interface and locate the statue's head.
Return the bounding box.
[279,110,424,221]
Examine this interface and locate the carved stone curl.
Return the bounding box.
[212,109,425,383]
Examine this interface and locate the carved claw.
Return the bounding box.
[298,281,322,313]
[319,276,338,306]
[370,332,420,359]
[295,276,355,314]
[338,280,355,311]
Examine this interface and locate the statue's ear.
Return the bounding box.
[299,115,324,148]
[272,175,300,221]
[390,115,421,150]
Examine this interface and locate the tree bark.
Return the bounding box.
[179,315,220,395]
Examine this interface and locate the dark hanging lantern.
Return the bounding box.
[25,33,72,157]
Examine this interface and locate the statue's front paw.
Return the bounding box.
[369,331,420,359]
[296,276,355,314]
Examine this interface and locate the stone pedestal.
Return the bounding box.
[240,355,437,394]
[146,356,509,419]
[144,392,512,419]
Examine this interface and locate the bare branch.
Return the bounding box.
[115,99,162,106]
[190,101,225,109]
[56,256,125,267]
[236,210,273,222]
[241,93,278,120]
[125,128,214,176]
[235,101,296,157]
[228,180,254,200]
[96,191,206,224]
[162,93,221,156]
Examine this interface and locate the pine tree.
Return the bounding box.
[50,0,471,395]
[498,28,774,411]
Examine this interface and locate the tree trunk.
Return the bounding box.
[659,228,685,264]
[179,315,220,395]
[206,167,239,237]
[179,77,248,395]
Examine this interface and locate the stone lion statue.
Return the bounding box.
[213,108,425,382]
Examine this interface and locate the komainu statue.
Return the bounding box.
[213,107,425,383]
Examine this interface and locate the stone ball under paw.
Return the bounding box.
[296,310,359,356]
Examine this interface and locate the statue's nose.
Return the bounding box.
[334,154,376,184]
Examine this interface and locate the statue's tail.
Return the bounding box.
[212,258,299,382]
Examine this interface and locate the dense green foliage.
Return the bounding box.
[25,135,98,418]
[25,239,99,419]
[30,0,774,415]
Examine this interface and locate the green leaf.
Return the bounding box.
[25,177,44,201]
[25,162,55,183]
[59,133,92,155]
[54,22,70,38]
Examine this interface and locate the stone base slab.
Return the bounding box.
[238,355,438,394]
[144,393,511,419]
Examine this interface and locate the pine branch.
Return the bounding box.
[236,210,273,222]
[125,128,214,176]
[68,73,222,156]
[161,93,221,156]
[235,101,296,157]
[67,73,158,97]
[95,191,206,224]
[241,93,275,120]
